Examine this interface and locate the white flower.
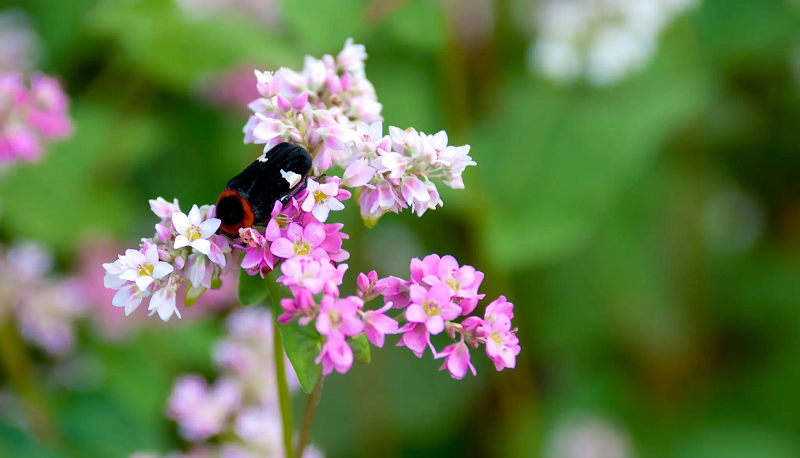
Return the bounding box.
[337,38,367,74]
[173,205,221,255]
[112,284,151,316]
[301,179,345,223]
[118,244,173,291]
[149,279,180,322]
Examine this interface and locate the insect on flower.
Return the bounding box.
[216,142,312,237]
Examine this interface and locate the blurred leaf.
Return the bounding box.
[0,101,158,251]
[281,0,368,53]
[0,423,59,458]
[265,269,322,393]
[674,424,799,458]
[694,0,800,63]
[473,27,711,270]
[87,0,297,91]
[382,0,446,53]
[237,271,270,306]
[348,333,371,364]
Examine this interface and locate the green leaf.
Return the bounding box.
[184,285,207,307]
[237,272,270,306]
[348,333,371,365]
[265,270,323,393]
[87,0,297,91]
[281,0,368,53]
[471,25,711,270]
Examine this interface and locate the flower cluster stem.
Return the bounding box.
[294,377,324,458]
[273,315,294,458]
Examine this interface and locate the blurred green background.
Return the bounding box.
[1,0,800,457]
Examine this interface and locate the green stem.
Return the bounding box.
[273,315,294,458]
[294,377,324,458]
[0,321,58,445]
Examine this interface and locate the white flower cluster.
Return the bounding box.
[529,0,700,86]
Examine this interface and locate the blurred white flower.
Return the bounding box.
[0,10,40,73]
[546,414,634,458]
[528,0,700,86]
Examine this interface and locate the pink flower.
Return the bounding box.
[411,254,484,315]
[405,283,460,335]
[436,340,476,380]
[483,314,520,371]
[484,295,514,322]
[150,197,181,221]
[0,72,73,164]
[362,303,398,347]
[301,178,346,222]
[315,333,353,375]
[278,287,316,325]
[396,322,430,357]
[270,222,327,260]
[341,158,375,188]
[377,276,411,309]
[316,295,364,338]
[111,283,150,316]
[320,222,349,262]
[168,376,241,442]
[173,205,222,256]
[277,256,340,294]
[236,227,273,277]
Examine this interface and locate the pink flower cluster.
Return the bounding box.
[276,248,518,380]
[243,39,475,226]
[0,73,73,163]
[140,308,322,458]
[376,255,519,379]
[103,199,235,322]
[0,242,85,356]
[235,176,350,278]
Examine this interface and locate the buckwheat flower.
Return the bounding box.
[436,340,476,380]
[277,256,338,294]
[341,157,376,188]
[406,283,460,335]
[320,222,349,262]
[118,244,173,291]
[234,408,282,451]
[396,322,431,358]
[483,313,520,371]
[111,283,151,316]
[361,303,398,348]
[150,197,182,221]
[168,376,241,441]
[278,287,316,325]
[236,227,273,277]
[315,333,353,375]
[412,254,485,315]
[377,276,411,309]
[336,38,367,75]
[315,295,364,338]
[149,275,182,321]
[301,178,346,222]
[173,205,222,256]
[270,222,328,260]
[0,72,73,163]
[484,295,514,322]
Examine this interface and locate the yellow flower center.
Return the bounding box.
[186,226,201,241]
[328,309,342,328]
[422,300,440,317]
[294,241,311,256]
[445,277,460,292]
[276,213,291,230]
[138,264,154,277]
[313,190,327,204]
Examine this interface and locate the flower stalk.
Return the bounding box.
[273,313,294,458]
[294,377,324,458]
